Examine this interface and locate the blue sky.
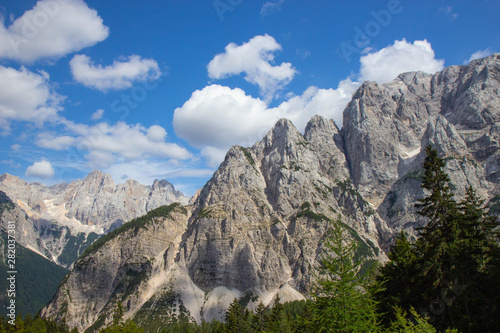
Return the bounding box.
[0,0,499,196]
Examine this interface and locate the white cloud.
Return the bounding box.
[207,34,296,101]
[271,80,358,132]
[25,160,55,178]
[359,39,445,83]
[465,49,492,64]
[173,83,357,166]
[0,65,62,131]
[173,85,275,149]
[91,109,104,120]
[0,0,109,63]
[37,121,192,169]
[36,133,75,150]
[261,0,285,16]
[11,144,22,151]
[147,125,167,142]
[70,54,161,91]
[201,146,230,168]
[439,6,458,20]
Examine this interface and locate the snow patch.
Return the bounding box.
[42,199,104,235]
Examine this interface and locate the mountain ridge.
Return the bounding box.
[0,171,189,268]
[35,54,500,331]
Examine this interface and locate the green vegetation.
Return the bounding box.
[238,146,256,167]
[0,231,69,317]
[197,206,214,218]
[133,282,195,332]
[81,203,184,258]
[0,314,78,332]
[11,146,499,332]
[293,202,329,223]
[0,191,14,215]
[307,217,380,332]
[58,232,99,267]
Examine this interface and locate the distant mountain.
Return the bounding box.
[0,172,189,268]
[41,54,500,332]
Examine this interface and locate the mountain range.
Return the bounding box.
[2,54,500,332]
[0,171,188,267]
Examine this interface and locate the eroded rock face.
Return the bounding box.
[343,54,500,209]
[41,55,500,331]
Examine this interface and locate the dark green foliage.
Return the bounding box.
[113,302,124,327]
[376,145,500,332]
[58,232,99,267]
[0,231,69,317]
[81,203,184,257]
[224,298,247,333]
[0,314,77,333]
[387,307,458,333]
[293,202,329,223]
[0,191,14,215]
[99,319,144,333]
[306,217,380,332]
[250,302,268,332]
[238,146,256,167]
[267,295,291,333]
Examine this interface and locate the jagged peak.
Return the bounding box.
[304,115,340,137]
[152,179,174,189]
[259,118,304,147]
[0,173,21,182]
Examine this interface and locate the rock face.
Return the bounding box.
[41,55,500,332]
[41,117,391,332]
[0,172,188,267]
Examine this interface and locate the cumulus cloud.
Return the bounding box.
[0,65,62,131]
[465,49,492,64]
[173,85,275,149]
[25,160,55,179]
[207,34,296,101]
[91,109,104,120]
[0,0,109,63]
[359,39,445,83]
[201,146,231,168]
[37,121,192,169]
[70,54,161,91]
[271,80,358,132]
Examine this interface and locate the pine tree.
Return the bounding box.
[251,302,268,332]
[309,217,379,332]
[267,295,291,333]
[113,301,124,327]
[375,232,418,325]
[224,298,244,333]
